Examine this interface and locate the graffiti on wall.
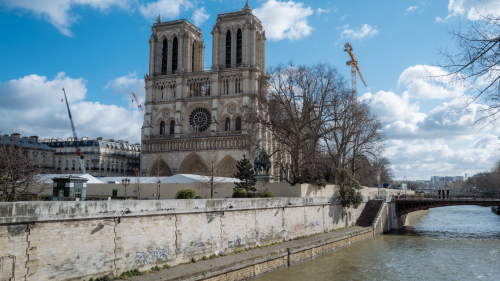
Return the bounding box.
[135,249,169,265]
[228,237,245,248]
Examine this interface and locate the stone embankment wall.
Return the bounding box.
[0,197,367,281]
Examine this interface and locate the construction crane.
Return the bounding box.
[62,88,86,175]
[344,43,367,177]
[344,42,367,99]
[132,93,144,114]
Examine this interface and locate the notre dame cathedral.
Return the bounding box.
[140,3,269,177]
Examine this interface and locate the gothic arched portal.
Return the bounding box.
[218,155,238,178]
[179,152,208,175]
[149,159,172,176]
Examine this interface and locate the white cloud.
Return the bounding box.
[360,64,500,179]
[253,0,314,41]
[0,0,132,37]
[138,0,193,21]
[397,65,464,100]
[340,24,378,40]
[0,73,142,142]
[340,14,349,21]
[316,8,329,15]
[104,71,145,106]
[437,0,500,22]
[407,6,419,12]
[386,137,499,180]
[192,7,209,26]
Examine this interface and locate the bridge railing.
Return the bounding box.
[395,194,500,201]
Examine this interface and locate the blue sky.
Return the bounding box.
[1,0,499,180]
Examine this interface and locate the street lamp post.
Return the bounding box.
[122,178,130,200]
[156,179,161,200]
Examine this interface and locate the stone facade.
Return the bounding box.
[141,3,267,177]
[41,137,140,177]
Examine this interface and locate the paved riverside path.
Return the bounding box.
[127,226,370,281]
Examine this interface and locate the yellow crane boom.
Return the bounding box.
[344,42,367,99]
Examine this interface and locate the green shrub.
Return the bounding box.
[195,196,202,199]
[120,268,140,278]
[202,256,208,260]
[232,189,247,198]
[191,257,196,263]
[259,192,274,197]
[176,189,196,199]
[163,264,171,269]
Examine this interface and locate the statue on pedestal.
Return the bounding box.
[253,147,273,182]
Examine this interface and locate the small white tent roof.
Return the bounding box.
[94,174,241,184]
[161,174,241,183]
[37,174,104,184]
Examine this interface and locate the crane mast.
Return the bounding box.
[344,42,367,100]
[62,88,86,175]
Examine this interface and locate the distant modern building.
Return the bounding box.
[0,133,56,173]
[41,137,140,177]
[430,175,464,184]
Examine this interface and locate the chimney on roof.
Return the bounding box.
[29,136,39,144]
[11,133,20,143]
[67,137,74,141]
[124,141,129,143]
[97,137,103,140]
[57,138,63,141]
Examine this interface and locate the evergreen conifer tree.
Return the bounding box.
[234,154,257,193]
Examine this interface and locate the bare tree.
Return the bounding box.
[322,97,385,180]
[247,62,350,185]
[435,9,500,125]
[195,153,227,198]
[0,138,47,202]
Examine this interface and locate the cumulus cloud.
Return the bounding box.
[0,73,142,142]
[397,65,464,99]
[407,6,419,12]
[0,0,132,37]
[191,7,209,26]
[253,0,314,41]
[340,24,378,40]
[138,0,193,21]
[385,137,499,180]
[436,0,500,22]
[360,64,500,179]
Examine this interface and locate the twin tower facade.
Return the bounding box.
[140,3,268,177]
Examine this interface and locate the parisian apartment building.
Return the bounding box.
[41,137,141,177]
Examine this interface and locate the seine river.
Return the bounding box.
[254,205,500,280]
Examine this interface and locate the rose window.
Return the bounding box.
[189,108,211,132]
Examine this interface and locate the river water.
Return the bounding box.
[254,205,500,280]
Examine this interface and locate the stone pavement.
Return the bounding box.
[127,226,371,281]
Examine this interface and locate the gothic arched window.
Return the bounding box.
[237,29,242,66]
[226,30,231,68]
[162,39,168,73]
[236,116,242,131]
[172,37,178,72]
[170,120,175,134]
[225,117,231,131]
[160,121,165,135]
[192,42,195,71]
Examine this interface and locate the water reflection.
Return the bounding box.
[254,205,500,281]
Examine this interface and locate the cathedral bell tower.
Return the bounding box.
[141,3,268,179]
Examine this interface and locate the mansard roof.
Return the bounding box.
[41,138,141,151]
[0,135,56,151]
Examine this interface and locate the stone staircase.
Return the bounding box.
[355,200,384,227]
